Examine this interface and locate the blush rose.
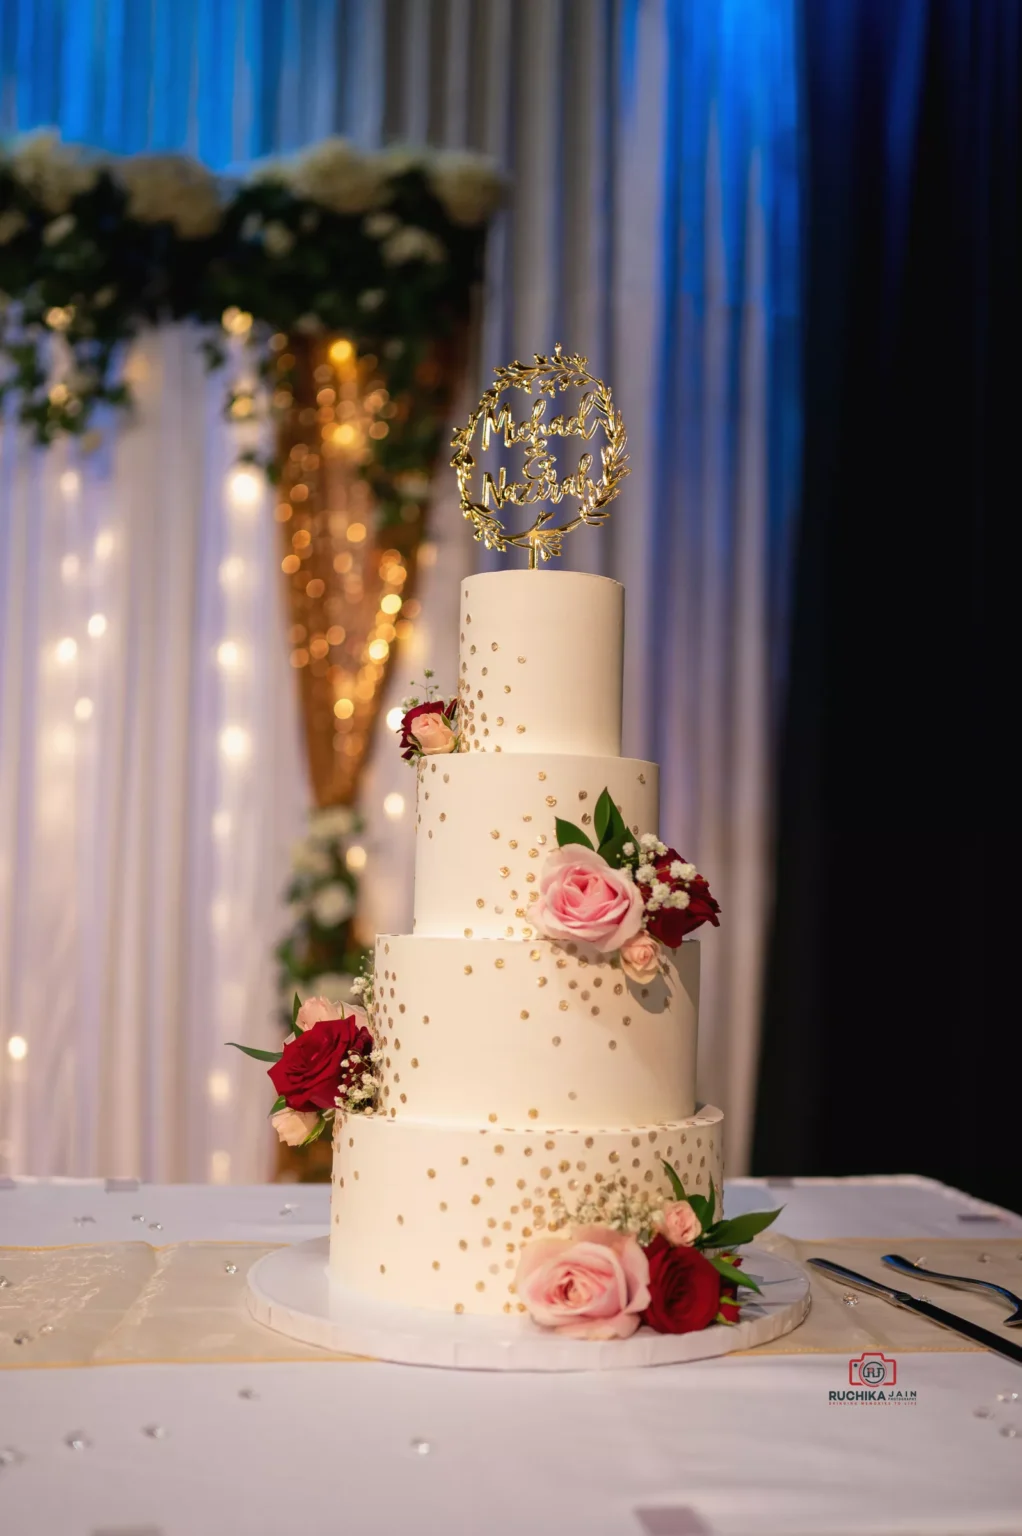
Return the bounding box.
[270,1107,320,1146]
[660,1200,703,1246]
[619,930,661,984]
[399,700,457,760]
[535,846,645,953]
[516,1225,651,1339]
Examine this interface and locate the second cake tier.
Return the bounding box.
[374,933,699,1128]
[413,751,658,938]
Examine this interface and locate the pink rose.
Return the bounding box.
[535,846,645,953]
[619,930,661,984]
[400,701,458,759]
[270,1107,320,1146]
[412,711,456,753]
[295,995,341,1033]
[660,1200,703,1246]
[515,1224,651,1339]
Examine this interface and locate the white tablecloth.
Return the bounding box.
[2,1175,1022,1536]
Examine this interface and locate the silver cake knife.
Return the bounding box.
[807,1257,1022,1365]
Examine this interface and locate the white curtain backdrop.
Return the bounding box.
[0,0,799,1179]
[0,330,307,1182]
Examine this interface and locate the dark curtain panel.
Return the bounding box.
[754,0,1021,1209]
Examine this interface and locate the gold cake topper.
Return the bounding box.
[451,345,629,567]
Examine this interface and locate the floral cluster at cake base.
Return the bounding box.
[516,1166,779,1339]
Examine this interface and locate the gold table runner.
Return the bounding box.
[1,1237,1019,1369]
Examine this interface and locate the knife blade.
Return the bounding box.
[807,1257,1022,1365]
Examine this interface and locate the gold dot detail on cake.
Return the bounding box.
[520,1010,529,1020]
[464,965,473,975]
[427,1169,436,1178]
[491,829,500,839]
[528,1109,539,1119]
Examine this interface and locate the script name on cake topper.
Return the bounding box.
[450,345,629,566]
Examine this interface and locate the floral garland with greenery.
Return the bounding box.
[0,130,501,510]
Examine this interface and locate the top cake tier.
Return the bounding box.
[457,570,623,756]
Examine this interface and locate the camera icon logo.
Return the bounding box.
[848,1351,897,1386]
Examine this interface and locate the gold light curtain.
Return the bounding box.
[273,335,458,808]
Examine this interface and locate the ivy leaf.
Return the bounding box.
[660,1158,686,1201]
[555,818,593,851]
[226,1042,283,1063]
[292,992,302,1030]
[702,1208,783,1250]
[708,1253,763,1293]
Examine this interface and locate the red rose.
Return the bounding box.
[644,847,720,948]
[400,699,457,761]
[641,1233,722,1334]
[268,1015,374,1112]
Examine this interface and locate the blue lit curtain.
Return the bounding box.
[0,0,801,1177]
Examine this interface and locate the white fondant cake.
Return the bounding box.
[330,570,724,1315]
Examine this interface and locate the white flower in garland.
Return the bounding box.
[381,226,446,266]
[291,839,332,877]
[311,881,354,929]
[363,212,399,239]
[0,208,27,245]
[308,972,350,1001]
[116,153,222,238]
[41,214,75,245]
[427,151,504,227]
[308,806,356,841]
[9,130,98,213]
[261,220,295,257]
[286,137,390,215]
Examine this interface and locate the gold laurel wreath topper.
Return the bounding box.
[450,344,629,566]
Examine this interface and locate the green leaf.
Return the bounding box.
[292,992,302,1030]
[705,1179,716,1226]
[687,1193,712,1228]
[703,1208,783,1250]
[555,818,593,851]
[299,1115,329,1146]
[594,788,627,851]
[708,1253,762,1293]
[596,831,632,870]
[269,1094,287,1116]
[660,1158,686,1201]
[226,1042,283,1063]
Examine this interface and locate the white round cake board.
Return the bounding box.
[246,1238,810,1371]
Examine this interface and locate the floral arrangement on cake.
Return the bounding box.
[229,957,380,1147]
[516,1163,779,1338]
[275,805,368,1032]
[533,788,720,981]
[0,130,501,497]
[397,670,460,761]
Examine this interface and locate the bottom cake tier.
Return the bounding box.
[329,1106,724,1314]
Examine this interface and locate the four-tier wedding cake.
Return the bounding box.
[328,569,724,1316]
